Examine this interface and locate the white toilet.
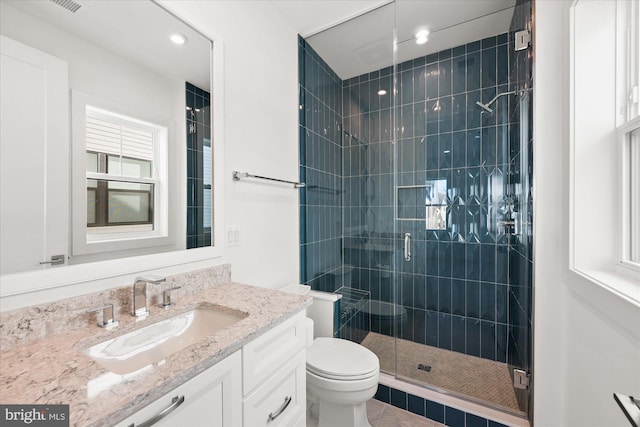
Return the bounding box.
[282,284,380,427]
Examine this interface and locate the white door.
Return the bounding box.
[0,35,69,275]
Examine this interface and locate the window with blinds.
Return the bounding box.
[85,106,158,229]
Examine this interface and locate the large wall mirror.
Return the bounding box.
[0,0,221,297]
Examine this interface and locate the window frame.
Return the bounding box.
[71,90,173,256]
[618,116,640,275]
[570,0,640,306]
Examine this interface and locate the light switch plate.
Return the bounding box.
[225,226,240,247]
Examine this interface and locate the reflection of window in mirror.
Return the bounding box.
[185,82,212,249]
[71,90,172,257]
[85,106,163,235]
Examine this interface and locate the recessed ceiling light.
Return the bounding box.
[169,33,187,45]
[415,30,429,45]
[378,89,387,96]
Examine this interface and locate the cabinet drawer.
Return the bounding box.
[114,351,242,427]
[243,310,306,393]
[243,350,306,427]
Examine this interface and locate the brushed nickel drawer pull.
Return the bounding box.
[128,395,185,427]
[267,396,292,423]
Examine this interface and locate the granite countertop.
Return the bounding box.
[0,282,311,427]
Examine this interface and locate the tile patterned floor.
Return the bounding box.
[306,399,445,427]
[361,332,523,414]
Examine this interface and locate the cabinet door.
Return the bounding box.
[115,351,241,427]
[0,35,69,275]
[243,350,306,427]
[243,311,306,394]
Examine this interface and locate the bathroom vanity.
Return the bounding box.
[115,311,308,427]
[0,273,310,427]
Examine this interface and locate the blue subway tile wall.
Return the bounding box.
[299,36,343,291]
[342,34,514,363]
[299,10,533,412]
[376,385,511,427]
[507,0,534,417]
[186,82,212,249]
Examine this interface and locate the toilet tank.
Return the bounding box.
[280,285,342,338]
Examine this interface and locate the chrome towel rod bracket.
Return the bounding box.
[232,171,305,188]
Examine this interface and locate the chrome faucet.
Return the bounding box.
[132,275,166,319]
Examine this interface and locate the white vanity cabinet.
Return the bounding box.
[114,350,242,427]
[242,311,307,427]
[113,310,307,427]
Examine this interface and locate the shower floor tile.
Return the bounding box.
[361,332,523,415]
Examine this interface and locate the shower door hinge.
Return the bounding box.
[515,30,531,51]
[513,369,530,390]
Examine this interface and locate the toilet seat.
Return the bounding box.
[307,337,379,381]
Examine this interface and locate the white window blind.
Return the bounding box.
[86,110,154,161]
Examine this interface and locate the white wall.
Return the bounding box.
[534,2,640,426]
[163,1,301,290]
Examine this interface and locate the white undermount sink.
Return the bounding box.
[84,304,248,375]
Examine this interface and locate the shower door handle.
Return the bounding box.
[404,233,411,261]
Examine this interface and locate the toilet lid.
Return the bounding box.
[307,338,379,380]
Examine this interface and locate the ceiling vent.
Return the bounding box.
[49,0,82,13]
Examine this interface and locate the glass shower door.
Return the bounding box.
[389,1,528,416]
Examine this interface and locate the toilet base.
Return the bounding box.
[308,397,370,427]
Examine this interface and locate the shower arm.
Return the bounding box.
[484,90,516,108]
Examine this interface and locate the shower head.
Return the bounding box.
[475,101,493,113]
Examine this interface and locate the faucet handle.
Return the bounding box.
[160,286,182,308]
[86,304,119,329]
